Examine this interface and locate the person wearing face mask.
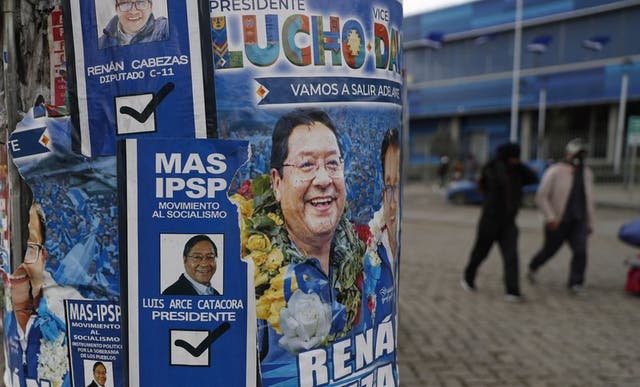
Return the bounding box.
[461,142,538,302]
[98,0,169,49]
[527,138,595,295]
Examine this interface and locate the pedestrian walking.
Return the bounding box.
[527,138,595,294]
[437,155,450,188]
[461,143,538,301]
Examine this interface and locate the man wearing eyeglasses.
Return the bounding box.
[87,361,108,387]
[162,234,220,296]
[255,108,365,385]
[362,128,400,330]
[8,199,82,385]
[381,128,400,262]
[98,0,169,49]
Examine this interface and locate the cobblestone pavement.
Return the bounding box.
[398,184,640,387]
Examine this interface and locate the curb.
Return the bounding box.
[595,200,640,211]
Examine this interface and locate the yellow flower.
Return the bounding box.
[256,287,286,334]
[268,297,286,333]
[246,233,271,252]
[239,228,250,256]
[270,267,287,291]
[269,266,298,293]
[254,265,300,335]
[230,194,254,219]
[267,212,284,226]
[265,248,284,272]
[248,250,269,267]
[256,295,271,320]
[254,271,270,287]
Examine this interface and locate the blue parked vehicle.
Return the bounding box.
[446,160,548,206]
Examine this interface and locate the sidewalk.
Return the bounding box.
[594,183,640,210]
[398,185,640,386]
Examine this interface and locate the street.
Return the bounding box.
[398,183,640,386]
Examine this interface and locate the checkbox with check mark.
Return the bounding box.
[169,323,230,367]
[115,94,157,135]
[170,329,211,366]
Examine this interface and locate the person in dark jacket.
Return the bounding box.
[99,0,169,49]
[527,138,595,294]
[162,235,221,296]
[461,142,538,301]
[87,361,107,387]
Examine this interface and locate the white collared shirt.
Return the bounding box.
[184,273,214,295]
[380,227,395,277]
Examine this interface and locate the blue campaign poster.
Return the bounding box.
[5,108,121,387]
[65,300,124,387]
[210,0,403,385]
[119,138,255,386]
[65,0,210,157]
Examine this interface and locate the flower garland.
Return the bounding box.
[37,334,68,387]
[34,297,69,387]
[366,208,385,266]
[360,207,385,325]
[231,175,365,347]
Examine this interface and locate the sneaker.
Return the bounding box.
[569,285,587,296]
[460,278,476,293]
[504,293,525,303]
[526,270,537,284]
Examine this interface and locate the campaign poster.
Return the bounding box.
[0,145,9,254]
[48,5,67,109]
[4,109,121,387]
[64,0,210,157]
[210,0,403,385]
[65,300,124,387]
[119,138,255,386]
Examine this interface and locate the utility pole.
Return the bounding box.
[509,0,523,142]
[3,0,24,269]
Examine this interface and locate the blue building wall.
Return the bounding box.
[410,63,640,117]
[404,0,640,168]
[404,0,640,118]
[404,0,627,41]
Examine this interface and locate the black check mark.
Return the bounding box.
[174,322,231,358]
[119,82,175,123]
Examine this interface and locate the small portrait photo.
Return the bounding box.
[160,234,224,296]
[95,0,170,50]
[83,360,113,387]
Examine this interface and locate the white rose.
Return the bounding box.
[37,334,68,387]
[278,290,332,354]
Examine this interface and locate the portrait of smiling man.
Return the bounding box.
[87,361,107,387]
[7,187,83,385]
[162,234,221,296]
[98,0,169,49]
[269,108,347,274]
[254,107,366,386]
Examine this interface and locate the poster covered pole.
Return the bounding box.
[3,1,403,386]
[209,0,404,385]
[3,0,25,269]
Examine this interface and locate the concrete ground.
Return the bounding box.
[398,183,640,386]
